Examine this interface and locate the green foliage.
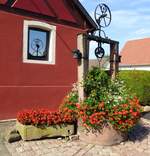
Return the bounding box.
[79,67,142,132]
[59,90,78,123]
[104,78,133,108]
[83,67,110,102]
[83,67,132,107]
[60,90,78,111]
[119,70,150,106]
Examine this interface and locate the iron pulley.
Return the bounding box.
[95,46,105,59]
[94,3,111,28]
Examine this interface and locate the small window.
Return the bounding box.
[23,20,56,64]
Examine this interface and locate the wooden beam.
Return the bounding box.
[86,34,119,78]
[115,43,119,74]
[110,43,119,79]
[77,34,89,101]
[5,0,16,6]
[87,35,119,44]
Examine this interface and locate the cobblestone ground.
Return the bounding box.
[4,119,150,156]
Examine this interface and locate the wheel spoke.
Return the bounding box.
[96,13,101,16]
[95,4,111,27]
[100,5,103,14]
[99,18,102,25]
[105,16,110,19]
[103,18,107,26]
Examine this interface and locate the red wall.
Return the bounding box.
[0,10,83,120]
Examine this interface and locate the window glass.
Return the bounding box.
[28,28,50,60]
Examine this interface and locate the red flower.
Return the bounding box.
[118,120,123,125]
[132,112,139,117]
[89,112,105,126]
[17,108,76,126]
[76,103,80,109]
[98,102,104,109]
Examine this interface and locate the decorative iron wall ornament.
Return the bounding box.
[93,3,112,63]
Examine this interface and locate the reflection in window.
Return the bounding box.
[28,28,50,60]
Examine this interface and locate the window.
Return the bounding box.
[28,28,50,60]
[23,20,56,64]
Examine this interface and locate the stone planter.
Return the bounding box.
[16,121,75,141]
[78,123,127,146]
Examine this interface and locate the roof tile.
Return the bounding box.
[120,38,150,65]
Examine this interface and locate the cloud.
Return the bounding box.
[111,10,139,29]
[80,0,150,53]
[130,0,150,6]
[109,8,150,47]
[134,28,150,35]
[110,9,150,28]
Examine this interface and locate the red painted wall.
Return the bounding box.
[0,0,7,4]
[13,0,77,23]
[0,10,84,120]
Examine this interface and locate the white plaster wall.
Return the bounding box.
[119,66,150,71]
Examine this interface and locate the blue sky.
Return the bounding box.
[79,0,150,58]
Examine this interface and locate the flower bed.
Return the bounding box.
[16,68,143,144]
[60,68,143,145]
[77,97,141,145]
[78,97,141,132]
[16,109,76,140]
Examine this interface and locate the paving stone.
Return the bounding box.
[0,142,11,156]
[110,153,120,156]
[74,144,95,156]
[103,147,113,153]
[16,147,25,153]
[1,117,150,156]
[11,153,20,156]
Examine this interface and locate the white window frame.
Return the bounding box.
[23,20,56,64]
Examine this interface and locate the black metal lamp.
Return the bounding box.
[72,49,82,59]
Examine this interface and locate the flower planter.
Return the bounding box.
[16,121,75,141]
[78,123,127,146]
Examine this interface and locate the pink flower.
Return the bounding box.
[76,103,80,109]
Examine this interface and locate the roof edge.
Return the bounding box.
[73,0,97,30]
[3,0,98,30]
[5,0,16,6]
[125,37,150,44]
